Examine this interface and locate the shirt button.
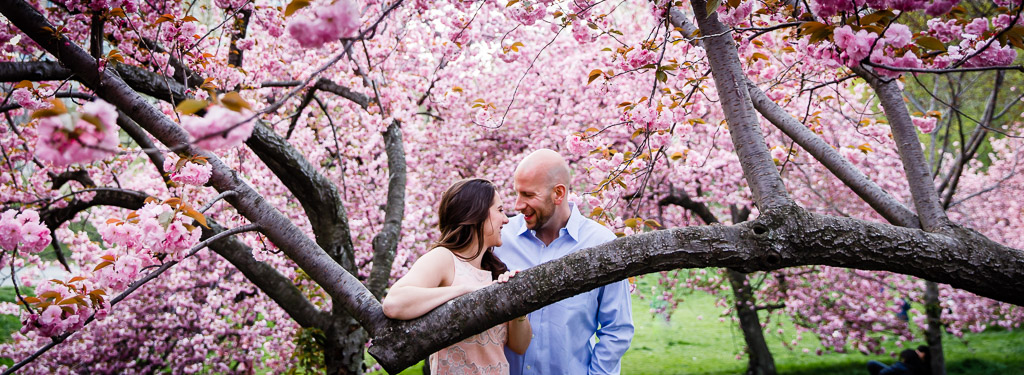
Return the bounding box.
[527,365,531,370]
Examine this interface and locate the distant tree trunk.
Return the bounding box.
[924,281,946,375]
[325,307,369,375]
[727,269,777,375]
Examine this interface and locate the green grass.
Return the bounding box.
[623,290,1024,375]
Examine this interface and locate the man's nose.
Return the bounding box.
[515,196,527,211]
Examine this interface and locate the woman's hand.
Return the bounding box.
[496,270,521,283]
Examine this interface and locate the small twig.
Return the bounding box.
[199,191,237,213]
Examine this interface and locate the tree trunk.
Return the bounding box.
[726,269,777,375]
[325,308,369,375]
[924,280,946,375]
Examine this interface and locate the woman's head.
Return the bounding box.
[434,178,509,279]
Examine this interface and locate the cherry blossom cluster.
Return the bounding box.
[287,0,361,48]
[34,99,120,167]
[0,210,51,254]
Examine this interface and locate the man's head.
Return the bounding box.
[513,149,572,233]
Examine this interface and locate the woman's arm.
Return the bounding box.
[382,248,476,320]
[507,316,531,355]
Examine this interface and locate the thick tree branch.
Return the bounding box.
[367,120,405,299]
[368,205,1024,372]
[246,123,357,273]
[688,0,792,210]
[852,66,949,230]
[745,80,920,228]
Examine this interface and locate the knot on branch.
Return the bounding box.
[742,204,804,271]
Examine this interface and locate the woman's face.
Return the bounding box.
[481,194,509,248]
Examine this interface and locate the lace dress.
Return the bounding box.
[428,252,509,375]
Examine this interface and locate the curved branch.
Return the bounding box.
[246,123,357,272]
[368,205,1024,372]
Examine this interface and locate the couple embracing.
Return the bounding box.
[383,149,635,375]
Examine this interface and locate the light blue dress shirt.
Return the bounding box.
[494,203,634,375]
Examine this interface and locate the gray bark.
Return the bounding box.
[853,67,950,231]
[688,0,792,211]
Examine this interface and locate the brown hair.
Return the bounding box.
[432,178,509,280]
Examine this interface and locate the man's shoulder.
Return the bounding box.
[574,216,616,245]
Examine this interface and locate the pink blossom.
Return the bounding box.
[624,48,657,70]
[925,0,958,15]
[287,0,360,48]
[718,0,754,27]
[181,106,255,151]
[883,23,912,49]
[170,161,213,186]
[928,18,963,43]
[0,210,20,250]
[964,18,989,38]
[12,88,46,110]
[832,25,878,66]
[572,20,595,44]
[912,116,937,134]
[507,1,546,26]
[887,0,927,11]
[35,99,120,166]
[565,133,592,155]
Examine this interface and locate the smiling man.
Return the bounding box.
[494,148,634,375]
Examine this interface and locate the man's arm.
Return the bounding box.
[588,278,635,375]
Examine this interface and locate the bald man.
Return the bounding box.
[494,149,634,375]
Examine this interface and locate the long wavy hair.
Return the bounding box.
[432,178,509,280]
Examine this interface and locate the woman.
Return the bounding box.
[382,178,531,375]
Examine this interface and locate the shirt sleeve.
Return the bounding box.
[587,276,634,374]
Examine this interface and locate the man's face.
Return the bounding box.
[514,171,556,231]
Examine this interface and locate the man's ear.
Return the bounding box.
[552,184,567,204]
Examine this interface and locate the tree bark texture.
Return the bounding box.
[688,0,793,211]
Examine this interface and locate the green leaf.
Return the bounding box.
[175,99,208,115]
[656,70,668,83]
[221,91,252,112]
[284,0,311,17]
[915,36,945,51]
[706,0,721,15]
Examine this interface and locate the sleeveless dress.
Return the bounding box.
[428,251,510,375]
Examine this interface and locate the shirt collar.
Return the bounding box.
[516,202,584,242]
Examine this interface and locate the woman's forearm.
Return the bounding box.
[382,285,473,320]
[507,316,531,355]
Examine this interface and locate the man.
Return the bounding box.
[494,149,634,374]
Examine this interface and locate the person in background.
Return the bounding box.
[867,349,926,375]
